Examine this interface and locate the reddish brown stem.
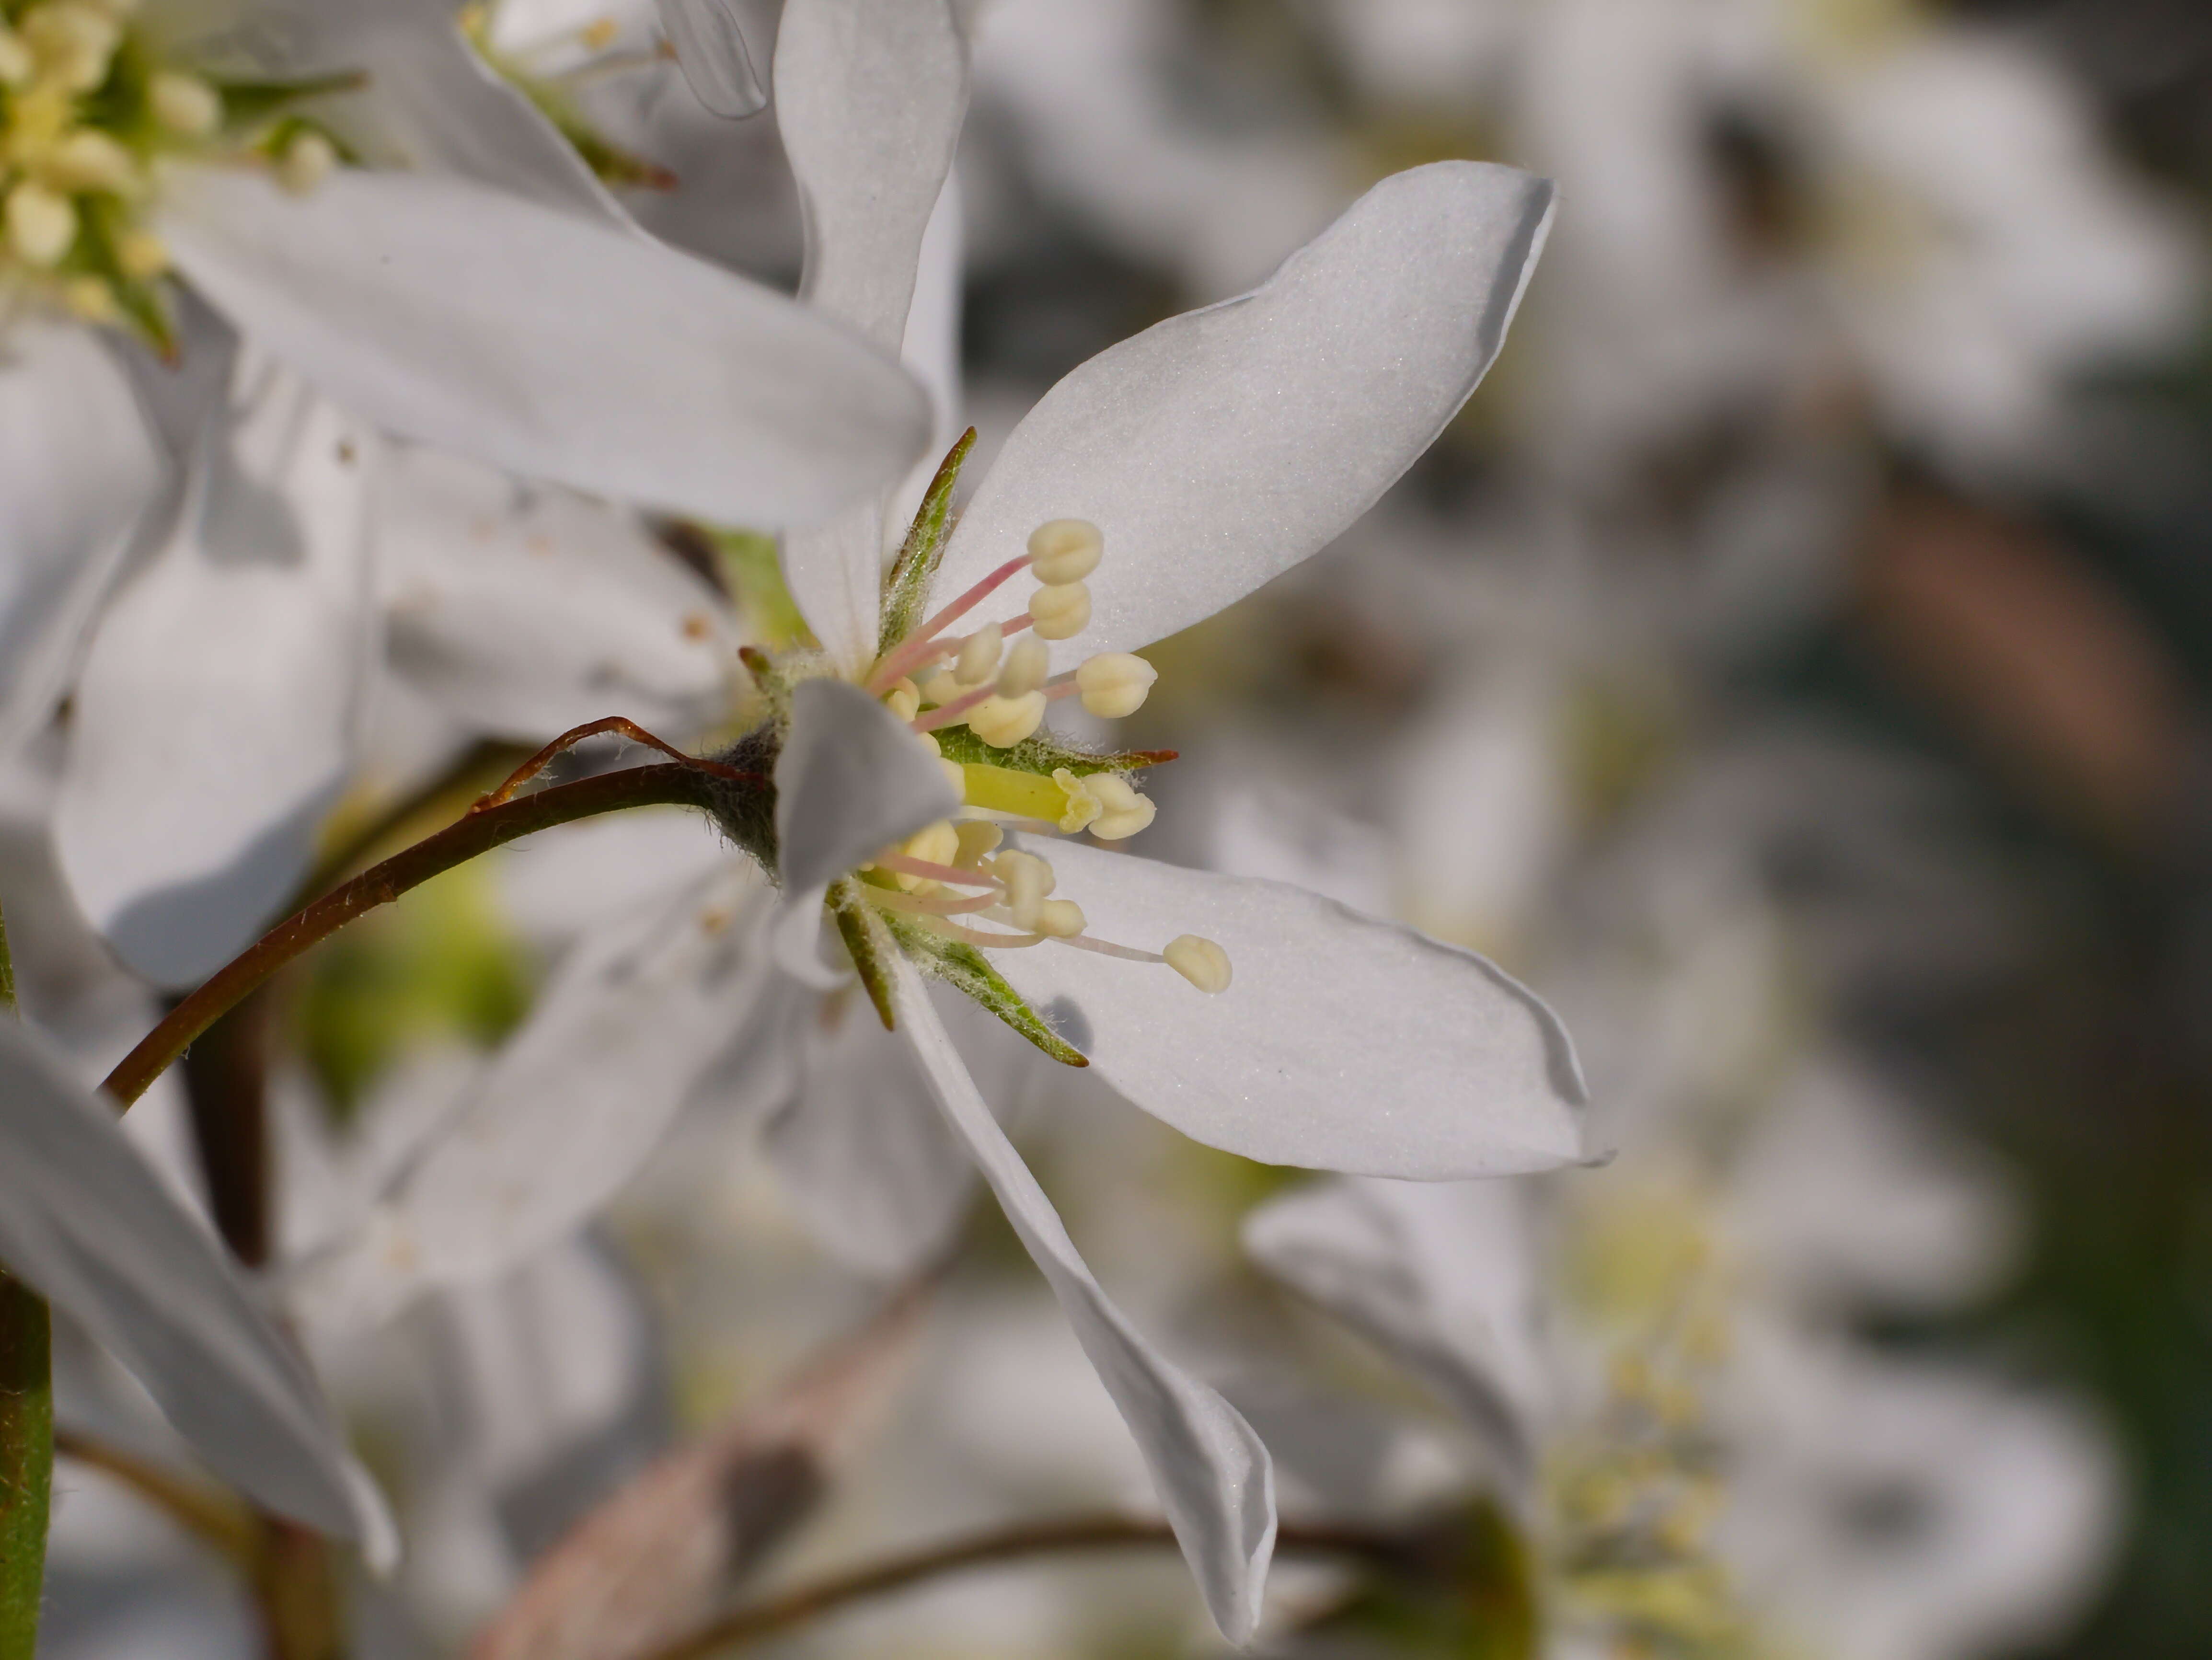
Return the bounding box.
[101,763,727,1111]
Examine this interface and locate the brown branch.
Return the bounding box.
[52,1429,257,1568]
[102,763,726,1111]
[635,1515,1407,1660]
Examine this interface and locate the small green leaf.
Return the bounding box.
[879,428,976,654]
[881,913,1088,1067]
[829,880,899,1031]
[934,721,1175,781]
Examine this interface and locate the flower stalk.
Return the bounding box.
[103,761,734,1110]
[0,905,51,1660]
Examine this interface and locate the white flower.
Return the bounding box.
[304,1,1583,1638]
[1244,1159,2117,1660]
[0,1012,395,1566]
[5,0,941,987]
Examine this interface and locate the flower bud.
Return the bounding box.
[1027,518,1102,583]
[1075,653,1157,719]
[149,70,221,137]
[1028,582,1091,641]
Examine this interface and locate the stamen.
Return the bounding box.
[989,849,1055,930]
[869,553,1035,690]
[870,852,1001,890]
[953,821,1003,866]
[997,635,1051,698]
[277,130,337,195]
[1027,519,1104,584]
[919,916,1049,948]
[954,621,1003,686]
[883,677,921,723]
[863,886,1003,917]
[1164,934,1233,993]
[910,683,999,734]
[1075,653,1157,718]
[149,70,220,137]
[1050,935,1166,964]
[964,691,1048,748]
[1084,772,1155,841]
[1028,582,1092,641]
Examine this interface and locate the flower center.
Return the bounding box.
[0,1,344,348]
[858,517,1230,996]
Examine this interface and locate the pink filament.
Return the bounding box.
[868,554,1035,690]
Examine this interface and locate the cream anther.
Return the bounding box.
[884,677,921,723]
[997,635,1050,699]
[966,690,1047,748]
[6,181,73,266]
[1075,653,1156,719]
[1029,582,1091,641]
[1027,519,1103,584]
[1033,898,1087,938]
[991,849,1055,930]
[954,621,1003,686]
[890,820,961,891]
[917,668,960,708]
[1084,773,1156,841]
[45,127,133,191]
[277,130,336,196]
[24,4,121,92]
[1164,935,1232,994]
[149,69,221,137]
[953,821,1002,867]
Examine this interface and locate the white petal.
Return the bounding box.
[894,954,1275,1642]
[777,0,968,355]
[338,862,786,1301]
[771,0,967,666]
[1243,1176,1545,1489]
[773,678,958,895]
[159,165,931,530]
[0,322,166,756]
[655,0,767,117]
[55,358,374,989]
[378,446,736,742]
[761,982,977,1277]
[933,162,1554,666]
[0,1017,390,1555]
[992,839,1588,1177]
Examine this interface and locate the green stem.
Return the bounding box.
[102,763,723,1110]
[0,904,50,1660]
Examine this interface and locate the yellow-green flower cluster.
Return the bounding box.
[0,0,336,347]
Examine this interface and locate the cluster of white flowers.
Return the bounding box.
[0,0,2183,1655]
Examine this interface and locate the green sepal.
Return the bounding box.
[881,913,1088,1068]
[878,428,976,655]
[70,195,176,359]
[213,72,370,130]
[828,880,900,1032]
[933,721,1176,781]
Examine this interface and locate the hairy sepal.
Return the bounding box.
[934,723,1174,781]
[882,913,1087,1067]
[829,878,900,1030]
[878,428,975,654]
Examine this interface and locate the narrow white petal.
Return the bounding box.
[778,0,968,354]
[159,166,930,530]
[0,323,165,755]
[655,0,767,117]
[761,983,978,1277]
[894,954,1276,1642]
[771,0,967,665]
[773,678,957,895]
[991,839,1588,1177]
[1244,1177,1545,1489]
[0,1017,388,1552]
[55,359,374,989]
[933,162,1554,666]
[345,862,789,1300]
[378,446,736,742]
[780,501,886,678]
